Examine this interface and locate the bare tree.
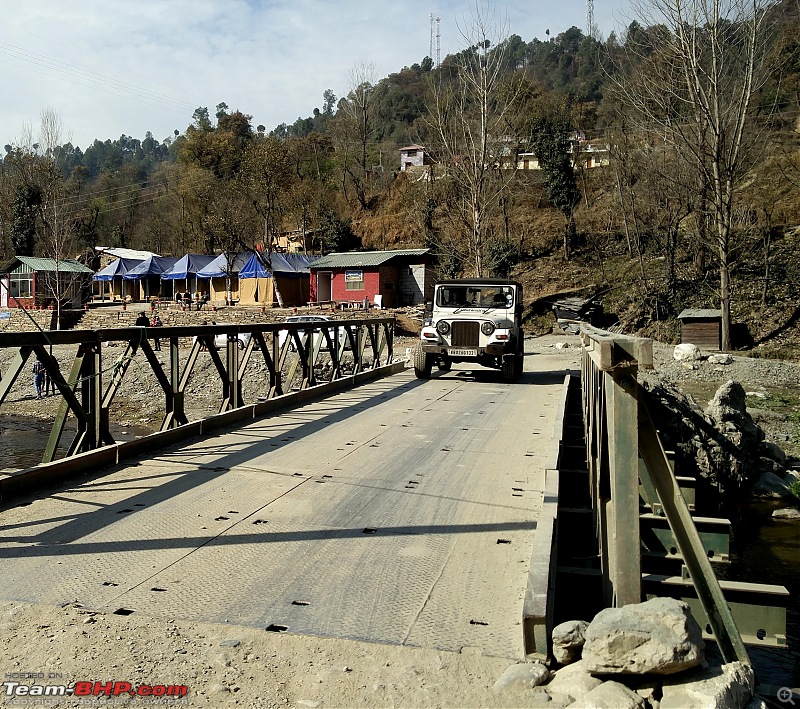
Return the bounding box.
[425,4,523,276]
[614,0,773,349]
[32,109,87,329]
[331,62,380,211]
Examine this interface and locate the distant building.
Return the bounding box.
[310,249,434,308]
[399,145,432,172]
[0,256,93,309]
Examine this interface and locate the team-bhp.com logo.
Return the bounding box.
[3,680,188,699]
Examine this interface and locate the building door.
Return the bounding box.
[317,271,332,302]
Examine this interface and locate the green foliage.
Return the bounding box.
[11,184,41,256]
[789,478,800,504]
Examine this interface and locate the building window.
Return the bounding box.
[9,273,32,298]
[344,269,364,291]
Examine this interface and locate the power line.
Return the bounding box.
[0,40,198,114]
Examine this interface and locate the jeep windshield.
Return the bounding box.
[436,285,514,309]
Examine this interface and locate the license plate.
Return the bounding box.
[448,348,477,357]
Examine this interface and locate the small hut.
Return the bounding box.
[678,309,722,351]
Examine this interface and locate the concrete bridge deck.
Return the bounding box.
[0,346,576,660]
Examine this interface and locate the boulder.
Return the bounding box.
[552,619,588,665]
[579,680,646,708]
[545,660,603,701]
[772,507,800,520]
[674,343,702,361]
[751,472,791,499]
[582,597,704,675]
[785,470,800,486]
[661,660,754,709]
[708,353,733,365]
[757,456,786,477]
[492,661,550,692]
[762,441,787,464]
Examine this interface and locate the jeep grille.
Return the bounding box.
[450,321,480,347]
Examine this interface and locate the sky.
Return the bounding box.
[2,1,626,151]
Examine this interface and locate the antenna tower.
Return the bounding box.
[430,13,435,62]
[587,0,595,39]
[430,13,441,67]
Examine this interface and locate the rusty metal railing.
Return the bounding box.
[0,317,395,464]
[580,325,751,666]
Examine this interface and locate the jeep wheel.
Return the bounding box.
[501,356,517,383]
[413,346,434,380]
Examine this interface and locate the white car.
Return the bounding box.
[278,315,348,352]
[193,328,251,351]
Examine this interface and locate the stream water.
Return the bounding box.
[0,414,152,471]
[723,502,800,691]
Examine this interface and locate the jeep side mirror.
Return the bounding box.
[425,301,433,314]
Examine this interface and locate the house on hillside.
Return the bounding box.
[309,249,434,308]
[399,145,433,172]
[0,256,93,309]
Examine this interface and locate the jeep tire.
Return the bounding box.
[413,346,434,380]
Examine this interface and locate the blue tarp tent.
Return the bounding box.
[92,257,143,300]
[238,253,271,279]
[196,252,250,279]
[238,253,316,279]
[160,254,216,301]
[93,258,143,281]
[161,254,216,280]
[121,256,180,301]
[238,253,316,306]
[196,252,251,303]
[122,255,180,280]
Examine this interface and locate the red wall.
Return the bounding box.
[330,269,380,302]
[312,268,381,303]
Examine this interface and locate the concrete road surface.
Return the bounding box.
[0,343,575,660]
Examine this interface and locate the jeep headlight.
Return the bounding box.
[481,321,496,335]
[436,320,451,335]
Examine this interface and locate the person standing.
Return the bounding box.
[151,313,163,351]
[32,358,45,399]
[45,360,60,396]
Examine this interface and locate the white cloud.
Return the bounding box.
[1,0,623,150]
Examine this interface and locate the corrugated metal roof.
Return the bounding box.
[311,249,429,269]
[678,309,722,319]
[4,256,93,274]
[96,246,160,260]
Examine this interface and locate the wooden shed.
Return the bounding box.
[678,309,722,351]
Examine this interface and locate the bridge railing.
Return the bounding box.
[0,317,396,471]
[579,325,750,666]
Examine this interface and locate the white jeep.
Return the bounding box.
[415,279,525,382]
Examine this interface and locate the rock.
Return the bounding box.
[757,456,786,477]
[552,619,588,665]
[763,441,787,464]
[785,470,800,486]
[493,661,550,692]
[674,343,702,361]
[661,660,754,709]
[707,353,733,365]
[579,680,646,708]
[582,597,703,675]
[772,507,800,519]
[554,342,570,350]
[545,660,603,700]
[751,472,791,499]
